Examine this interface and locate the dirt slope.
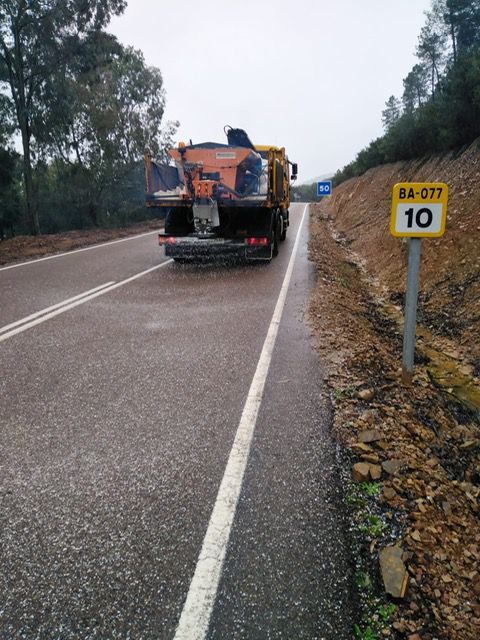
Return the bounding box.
[323,139,480,368]
[309,142,480,639]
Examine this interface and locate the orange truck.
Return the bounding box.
[144,126,297,262]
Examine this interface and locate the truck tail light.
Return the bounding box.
[159,235,177,245]
[245,237,269,246]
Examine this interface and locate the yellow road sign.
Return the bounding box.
[391,182,448,238]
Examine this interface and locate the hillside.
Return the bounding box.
[308,141,480,639]
[327,139,480,368]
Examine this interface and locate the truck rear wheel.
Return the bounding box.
[271,212,279,257]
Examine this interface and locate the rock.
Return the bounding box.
[408,634,422,640]
[352,442,373,454]
[358,388,375,401]
[361,409,377,423]
[411,530,422,542]
[379,544,409,598]
[393,620,408,632]
[385,371,399,381]
[352,462,370,482]
[358,429,382,443]
[460,440,478,450]
[360,453,380,464]
[369,464,382,480]
[383,486,397,500]
[442,501,452,516]
[382,459,403,475]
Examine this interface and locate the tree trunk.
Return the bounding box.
[19,116,40,235]
[448,9,457,62]
[12,17,40,236]
[88,201,99,227]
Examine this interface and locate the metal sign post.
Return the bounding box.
[390,182,448,385]
[402,238,422,384]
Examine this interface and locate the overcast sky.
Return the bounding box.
[109,0,432,182]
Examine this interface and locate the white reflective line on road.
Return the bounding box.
[173,204,309,640]
[0,260,173,343]
[0,282,115,335]
[0,230,160,272]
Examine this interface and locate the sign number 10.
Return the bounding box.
[391,182,447,237]
[404,207,433,229]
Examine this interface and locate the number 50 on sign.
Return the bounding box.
[391,183,448,237]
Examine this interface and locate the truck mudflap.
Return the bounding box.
[158,234,273,261]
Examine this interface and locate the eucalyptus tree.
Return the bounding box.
[38,38,177,226]
[0,0,126,234]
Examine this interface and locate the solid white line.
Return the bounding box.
[0,230,160,272]
[0,260,173,343]
[0,282,115,335]
[173,204,308,640]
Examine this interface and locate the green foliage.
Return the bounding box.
[355,570,373,591]
[291,182,323,202]
[0,3,177,236]
[334,385,356,401]
[0,147,20,239]
[359,482,382,497]
[334,0,480,187]
[346,481,382,507]
[378,603,397,622]
[354,602,397,639]
[403,64,429,112]
[354,624,379,640]
[0,1,128,233]
[381,96,402,131]
[35,38,177,229]
[357,515,386,538]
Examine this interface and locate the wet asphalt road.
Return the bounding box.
[0,204,355,639]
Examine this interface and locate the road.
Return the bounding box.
[0,203,355,639]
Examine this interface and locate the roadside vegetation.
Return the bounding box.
[0,1,176,239]
[291,182,323,202]
[333,0,480,186]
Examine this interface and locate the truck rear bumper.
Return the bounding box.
[160,235,272,261]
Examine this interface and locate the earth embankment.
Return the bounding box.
[322,140,480,367]
[309,141,480,639]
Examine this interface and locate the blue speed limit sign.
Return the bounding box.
[317,180,332,197]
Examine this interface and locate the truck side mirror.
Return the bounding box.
[291,163,298,180]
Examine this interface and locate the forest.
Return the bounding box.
[0,1,177,239]
[333,0,480,186]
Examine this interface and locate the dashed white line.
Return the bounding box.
[0,229,161,272]
[0,260,173,343]
[173,204,308,640]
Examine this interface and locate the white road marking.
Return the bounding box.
[0,230,160,272]
[0,282,115,335]
[0,260,173,343]
[174,204,308,640]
